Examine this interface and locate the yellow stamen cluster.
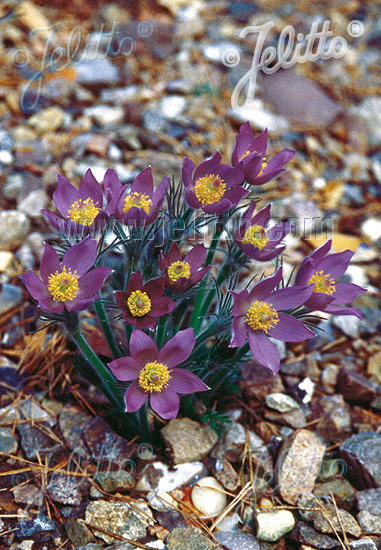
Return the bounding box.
[68,198,100,226]
[240,151,267,175]
[246,300,279,333]
[47,267,79,302]
[123,192,152,214]
[242,224,269,250]
[138,361,171,392]
[167,261,191,284]
[307,270,336,294]
[127,290,151,317]
[194,174,226,205]
[241,150,251,160]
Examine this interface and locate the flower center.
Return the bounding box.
[241,150,251,160]
[127,290,151,317]
[67,198,100,226]
[242,224,269,249]
[246,301,279,332]
[240,151,267,175]
[138,361,171,392]
[167,261,191,284]
[307,270,336,294]
[123,192,152,214]
[194,174,226,205]
[47,267,79,302]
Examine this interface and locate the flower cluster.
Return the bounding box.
[21,122,366,425]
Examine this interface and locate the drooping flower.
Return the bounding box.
[294,239,366,318]
[231,123,295,185]
[182,151,247,214]
[42,169,124,234]
[159,242,211,291]
[235,202,292,261]
[115,272,176,329]
[230,268,315,373]
[20,236,112,314]
[108,328,209,419]
[113,167,169,226]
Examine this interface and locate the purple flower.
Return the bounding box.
[20,236,112,314]
[108,328,209,419]
[230,267,314,373]
[182,151,247,214]
[159,242,211,291]
[115,272,176,329]
[231,123,295,185]
[235,202,292,261]
[42,169,124,234]
[295,239,366,318]
[113,167,169,226]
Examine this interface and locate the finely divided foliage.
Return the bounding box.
[21,122,366,426]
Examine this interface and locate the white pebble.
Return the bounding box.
[191,476,227,518]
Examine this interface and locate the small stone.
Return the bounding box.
[356,488,381,516]
[58,404,92,457]
[136,460,207,492]
[16,515,56,541]
[160,96,187,119]
[3,173,24,199]
[166,526,218,550]
[161,418,218,464]
[214,513,241,532]
[211,420,265,461]
[47,475,82,506]
[0,129,14,150]
[13,485,43,508]
[256,510,295,541]
[338,369,378,405]
[17,423,58,461]
[276,429,326,505]
[214,531,260,550]
[313,395,352,443]
[65,519,95,548]
[0,365,23,396]
[73,545,101,550]
[75,59,119,85]
[340,431,381,488]
[314,478,356,511]
[191,477,227,518]
[27,107,65,134]
[0,426,18,455]
[264,408,307,429]
[321,364,339,393]
[349,540,377,550]
[0,211,30,251]
[265,393,299,413]
[361,217,381,243]
[84,105,125,128]
[332,315,361,339]
[367,352,381,383]
[214,459,240,491]
[354,97,381,146]
[83,417,134,464]
[146,490,178,512]
[289,522,338,549]
[85,501,151,544]
[312,504,362,537]
[357,511,381,534]
[93,471,134,492]
[18,190,49,218]
[0,150,13,165]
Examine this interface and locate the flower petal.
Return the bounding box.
[324,304,362,318]
[77,267,112,299]
[20,271,49,301]
[40,244,60,284]
[247,330,280,374]
[184,243,207,270]
[267,313,315,341]
[53,175,78,217]
[131,167,153,196]
[317,250,353,280]
[143,277,165,299]
[265,285,313,310]
[230,315,247,347]
[158,328,195,368]
[129,329,158,363]
[108,357,142,381]
[62,236,97,276]
[231,289,249,316]
[150,296,176,317]
[168,368,209,394]
[182,157,195,189]
[78,169,103,206]
[193,151,222,181]
[65,295,98,312]
[248,267,282,301]
[124,381,148,412]
[150,387,180,419]
[331,282,366,304]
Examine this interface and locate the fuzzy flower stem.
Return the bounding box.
[94,299,121,359]
[70,323,125,411]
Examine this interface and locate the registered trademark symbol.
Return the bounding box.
[347,20,364,37]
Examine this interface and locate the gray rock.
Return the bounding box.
[340,431,381,488]
[136,460,207,492]
[59,404,92,457]
[0,129,14,150]
[75,59,119,85]
[211,420,265,461]
[276,429,326,505]
[159,96,187,120]
[264,408,307,429]
[161,418,218,464]
[18,190,49,218]
[3,174,24,199]
[356,488,381,516]
[338,369,378,405]
[85,501,151,544]
[289,522,338,549]
[84,105,125,128]
[349,540,378,550]
[83,417,134,464]
[312,504,362,537]
[214,531,260,550]
[17,423,59,461]
[357,511,381,534]
[0,211,31,251]
[100,86,138,104]
[265,393,299,413]
[0,284,23,315]
[13,484,43,507]
[16,515,56,540]
[314,478,356,511]
[354,96,381,146]
[47,475,82,505]
[166,526,219,549]
[73,545,101,550]
[0,426,18,455]
[256,510,295,541]
[313,394,352,443]
[332,315,361,339]
[65,519,95,548]
[93,471,134,492]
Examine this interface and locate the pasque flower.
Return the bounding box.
[42,169,123,234]
[113,167,169,226]
[182,151,247,214]
[294,239,366,317]
[108,328,209,419]
[230,268,314,373]
[231,123,295,185]
[235,202,292,261]
[20,236,112,314]
[115,272,176,329]
[159,242,211,291]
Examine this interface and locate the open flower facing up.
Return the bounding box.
[230,268,314,373]
[115,272,176,329]
[20,236,112,314]
[235,202,292,261]
[231,123,295,186]
[159,242,211,291]
[295,239,366,318]
[182,151,247,214]
[108,328,209,419]
[113,167,169,226]
[42,169,123,234]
